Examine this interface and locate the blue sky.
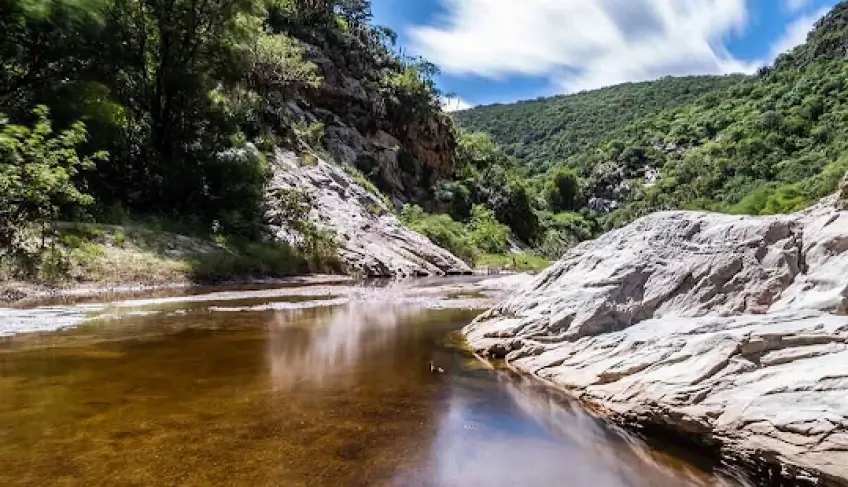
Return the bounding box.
[371,0,839,109]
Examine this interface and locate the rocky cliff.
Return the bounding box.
[265,150,470,277]
[298,39,457,207]
[246,22,470,277]
[465,180,848,485]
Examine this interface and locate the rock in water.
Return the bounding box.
[465,195,848,484]
[265,150,470,277]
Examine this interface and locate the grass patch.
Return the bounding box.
[187,238,343,283]
[1,221,345,286]
[475,253,550,272]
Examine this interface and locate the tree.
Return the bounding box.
[96,0,278,230]
[544,168,580,212]
[0,106,102,250]
[0,0,105,112]
[467,205,509,254]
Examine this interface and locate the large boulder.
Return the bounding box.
[465,195,848,484]
[265,150,470,277]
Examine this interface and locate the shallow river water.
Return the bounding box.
[0,278,745,486]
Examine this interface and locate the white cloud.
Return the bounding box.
[767,7,829,60]
[409,0,760,93]
[782,0,811,14]
[441,96,474,112]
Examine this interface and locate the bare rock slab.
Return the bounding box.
[465,196,848,484]
[265,150,470,277]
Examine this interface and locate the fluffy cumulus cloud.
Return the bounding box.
[441,95,475,112]
[409,0,792,93]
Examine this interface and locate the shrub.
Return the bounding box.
[544,168,580,212]
[400,204,476,263]
[0,106,103,252]
[467,205,510,254]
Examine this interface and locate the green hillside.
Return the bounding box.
[586,2,848,225]
[454,75,746,173]
[456,2,848,233]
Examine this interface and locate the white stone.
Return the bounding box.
[465,195,848,483]
[265,150,470,277]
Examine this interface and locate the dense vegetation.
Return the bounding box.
[8,0,848,282]
[448,2,848,256]
[0,0,449,280]
[454,75,745,173]
[588,3,848,225]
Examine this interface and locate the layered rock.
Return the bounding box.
[301,44,457,206]
[465,195,848,484]
[265,150,470,277]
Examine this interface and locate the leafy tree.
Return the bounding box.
[544,168,580,212]
[0,106,103,249]
[467,205,509,254]
[0,0,105,112]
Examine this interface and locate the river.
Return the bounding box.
[0,277,746,486]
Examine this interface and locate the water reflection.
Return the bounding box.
[0,281,745,486]
[398,369,743,487]
[267,302,427,390]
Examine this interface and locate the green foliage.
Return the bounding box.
[475,253,550,272]
[189,238,341,282]
[293,121,325,148]
[433,180,472,221]
[0,0,106,112]
[535,211,595,260]
[401,204,476,264]
[0,106,103,250]
[450,130,542,243]
[455,75,745,173]
[400,203,512,266]
[544,168,580,212]
[466,205,510,254]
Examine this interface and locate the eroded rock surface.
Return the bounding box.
[838,170,848,211]
[266,150,470,277]
[465,196,848,484]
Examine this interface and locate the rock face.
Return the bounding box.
[838,170,848,211]
[465,196,848,484]
[301,43,457,206]
[265,150,470,277]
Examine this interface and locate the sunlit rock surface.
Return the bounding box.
[265,150,470,277]
[465,195,848,484]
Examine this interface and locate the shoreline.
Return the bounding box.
[479,352,833,487]
[0,274,357,308]
[0,268,526,308]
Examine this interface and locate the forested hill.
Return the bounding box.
[455,1,848,232]
[454,75,746,173]
[573,1,848,225]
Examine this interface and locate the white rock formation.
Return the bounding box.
[465,194,848,484]
[265,150,470,277]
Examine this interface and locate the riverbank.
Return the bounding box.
[0,273,533,337]
[0,222,350,306]
[0,221,544,306]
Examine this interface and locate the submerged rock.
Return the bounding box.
[465,195,848,484]
[265,150,470,277]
